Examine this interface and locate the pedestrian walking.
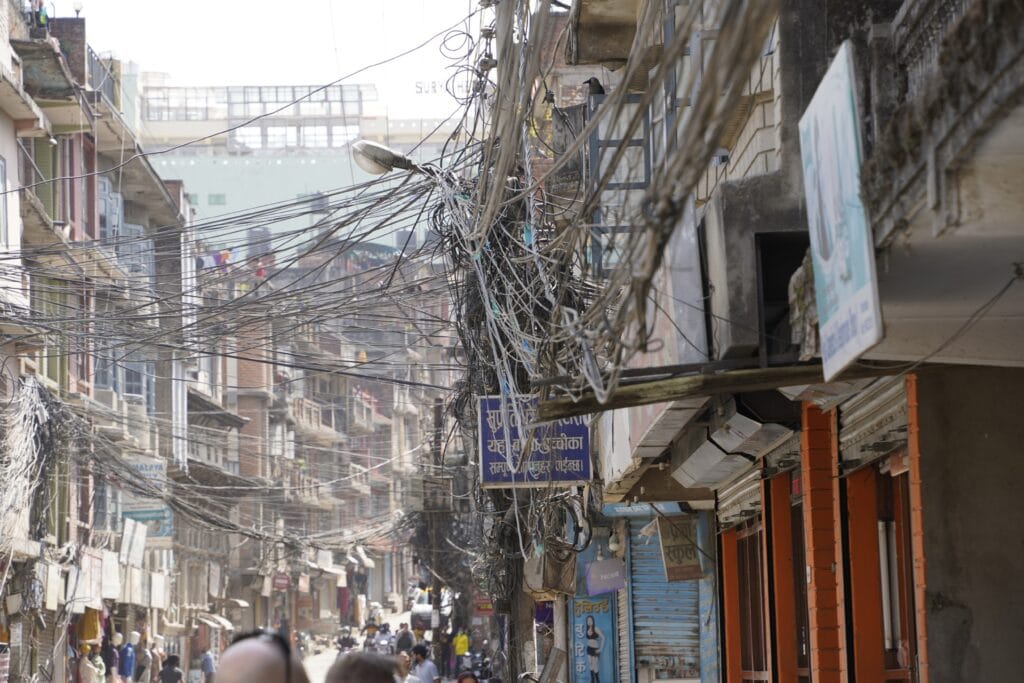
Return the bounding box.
[437,630,452,677]
[200,645,217,683]
[158,655,184,683]
[453,627,469,672]
[411,644,440,683]
[395,623,415,653]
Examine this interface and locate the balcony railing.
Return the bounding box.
[87,45,117,107]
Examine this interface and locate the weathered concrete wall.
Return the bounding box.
[916,366,1024,681]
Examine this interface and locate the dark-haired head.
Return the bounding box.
[325,651,396,683]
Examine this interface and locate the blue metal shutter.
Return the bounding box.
[628,517,701,677]
[617,566,633,683]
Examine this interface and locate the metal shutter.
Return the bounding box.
[716,467,762,529]
[34,609,57,681]
[628,518,700,677]
[838,376,908,468]
[617,569,632,683]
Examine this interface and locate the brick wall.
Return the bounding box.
[49,18,86,84]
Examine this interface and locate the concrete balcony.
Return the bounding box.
[333,462,371,498]
[859,0,1024,367]
[347,394,375,435]
[290,396,343,446]
[0,59,50,137]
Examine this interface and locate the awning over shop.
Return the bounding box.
[196,613,235,631]
[195,615,219,629]
[306,559,345,576]
[161,620,187,635]
[220,598,250,608]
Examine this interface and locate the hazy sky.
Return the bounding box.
[51,0,477,119]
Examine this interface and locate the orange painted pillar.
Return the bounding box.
[906,374,929,683]
[845,467,886,679]
[767,474,797,681]
[720,528,742,683]
[800,403,843,683]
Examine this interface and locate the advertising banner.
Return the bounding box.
[799,40,883,379]
[479,396,591,488]
[569,537,616,683]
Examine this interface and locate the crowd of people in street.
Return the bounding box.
[170,622,487,683]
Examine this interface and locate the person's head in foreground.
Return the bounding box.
[412,644,430,663]
[218,629,310,683]
[397,652,413,678]
[326,651,396,683]
[456,672,480,683]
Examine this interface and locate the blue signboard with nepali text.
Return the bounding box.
[478,395,591,488]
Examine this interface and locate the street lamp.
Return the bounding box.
[351,140,419,176]
[73,2,83,17]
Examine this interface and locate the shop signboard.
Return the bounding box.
[479,396,591,488]
[657,516,702,581]
[799,40,882,380]
[569,537,616,683]
[473,591,494,617]
[273,574,291,592]
[585,557,626,596]
[122,454,173,542]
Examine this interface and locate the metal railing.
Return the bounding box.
[87,44,117,107]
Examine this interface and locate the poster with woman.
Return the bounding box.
[569,538,616,683]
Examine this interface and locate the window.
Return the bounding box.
[302,125,329,148]
[266,126,297,148]
[232,127,262,149]
[124,360,146,396]
[331,125,359,146]
[207,193,227,206]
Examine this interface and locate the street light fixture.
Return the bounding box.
[351,140,419,176]
[73,2,83,17]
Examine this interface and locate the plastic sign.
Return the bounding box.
[799,40,883,379]
[585,557,626,596]
[657,516,702,582]
[479,396,591,488]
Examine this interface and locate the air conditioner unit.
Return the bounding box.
[670,399,792,489]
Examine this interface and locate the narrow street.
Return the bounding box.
[3,1,1024,682]
[302,650,338,683]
